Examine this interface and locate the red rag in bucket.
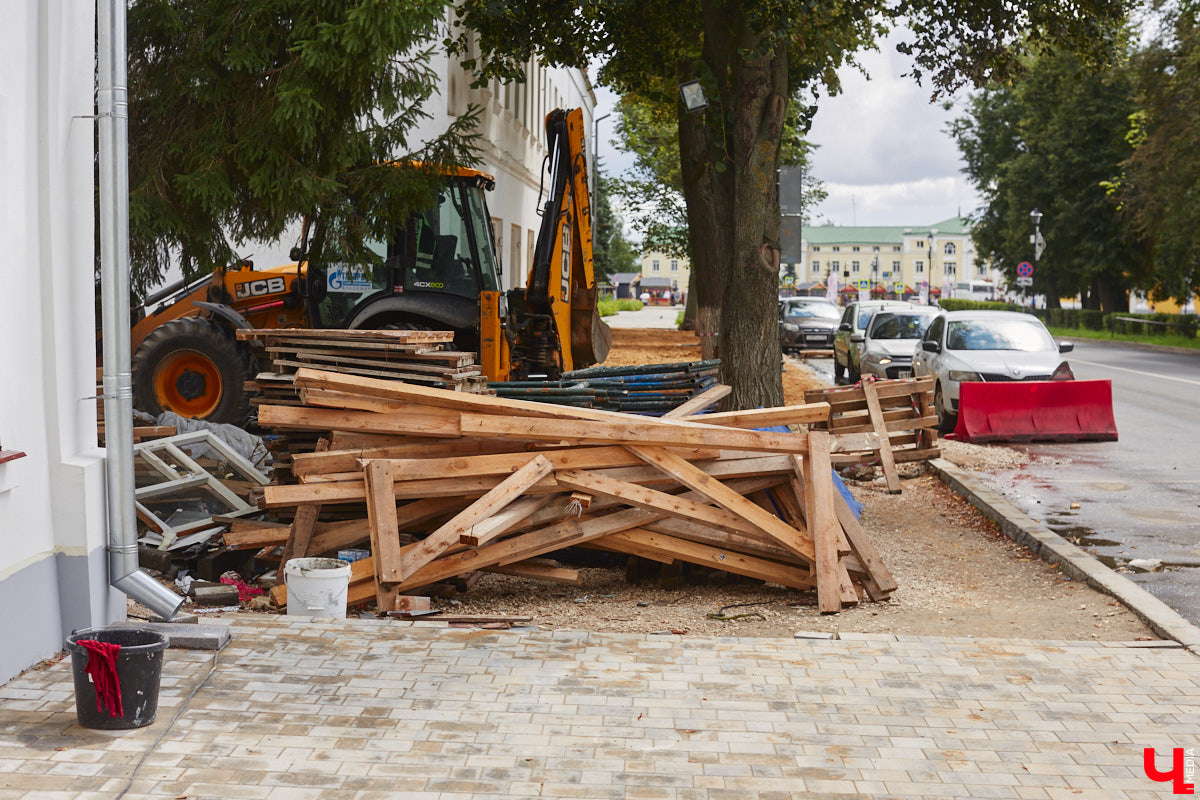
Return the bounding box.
[76,640,123,718]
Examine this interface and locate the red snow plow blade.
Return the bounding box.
[953,379,1118,444]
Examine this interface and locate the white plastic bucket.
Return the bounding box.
[284,558,352,617]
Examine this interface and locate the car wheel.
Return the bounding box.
[935,382,958,434]
[833,357,846,385]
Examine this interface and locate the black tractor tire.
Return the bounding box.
[132,317,256,425]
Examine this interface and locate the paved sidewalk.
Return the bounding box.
[603,305,682,330]
[2,615,1198,799]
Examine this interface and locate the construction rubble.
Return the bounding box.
[126,329,943,620]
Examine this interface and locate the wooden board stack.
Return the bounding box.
[237,328,489,481]
[250,368,898,615]
[804,377,939,493]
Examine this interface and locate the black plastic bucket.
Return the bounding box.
[65,627,168,730]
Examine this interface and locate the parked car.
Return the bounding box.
[833,300,911,383]
[779,298,840,353]
[858,307,941,380]
[910,310,1075,432]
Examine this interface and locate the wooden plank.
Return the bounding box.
[643,517,806,566]
[223,526,291,550]
[862,381,902,493]
[354,445,720,482]
[795,438,842,613]
[662,384,731,418]
[554,469,761,537]
[257,403,462,437]
[239,328,454,343]
[397,455,554,581]
[596,529,815,591]
[627,445,815,563]
[483,560,581,585]
[277,438,330,584]
[458,494,557,547]
[683,403,831,429]
[364,460,406,591]
[832,483,898,595]
[460,413,810,454]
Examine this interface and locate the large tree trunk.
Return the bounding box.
[678,105,728,361]
[710,13,787,410]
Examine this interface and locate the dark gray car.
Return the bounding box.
[779,299,840,353]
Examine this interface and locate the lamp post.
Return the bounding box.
[926,241,933,303]
[1029,208,1043,312]
[871,256,879,298]
[590,112,611,229]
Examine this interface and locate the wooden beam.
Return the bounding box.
[458,494,557,547]
[862,380,902,493]
[833,485,898,595]
[794,437,842,613]
[364,460,406,609]
[683,402,831,429]
[483,560,581,585]
[662,384,731,418]
[555,469,761,537]
[258,403,461,437]
[627,445,815,563]
[397,455,554,581]
[277,438,329,584]
[459,413,810,454]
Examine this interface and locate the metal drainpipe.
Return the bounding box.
[97,0,184,620]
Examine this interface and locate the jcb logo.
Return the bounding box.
[234,277,286,300]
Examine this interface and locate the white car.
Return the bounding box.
[857,307,941,380]
[911,310,1075,432]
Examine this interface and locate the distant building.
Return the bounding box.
[638,251,690,304]
[800,217,999,300]
[608,271,641,300]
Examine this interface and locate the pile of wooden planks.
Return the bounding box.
[804,376,939,493]
[238,328,489,405]
[254,368,897,615]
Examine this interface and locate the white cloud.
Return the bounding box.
[816,177,981,228]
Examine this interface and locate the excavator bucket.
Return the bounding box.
[953,379,1118,444]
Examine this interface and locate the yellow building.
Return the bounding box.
[799,217,996,300]
[639,251,691,303]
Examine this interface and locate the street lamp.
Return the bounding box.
[1030,209,1043,311]
[591,112,610,229]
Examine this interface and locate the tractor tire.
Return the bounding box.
[132,317,256,425]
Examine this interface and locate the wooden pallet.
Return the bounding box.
[803,377,939,493]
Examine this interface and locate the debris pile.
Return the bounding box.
[254,367,899,615]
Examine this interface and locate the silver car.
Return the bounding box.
[857,307,941,380]
[911,310,1075,432]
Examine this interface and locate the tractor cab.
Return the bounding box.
[304,172,503,337]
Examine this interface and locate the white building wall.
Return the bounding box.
[0,1,114,684]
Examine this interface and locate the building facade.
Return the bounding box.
[638,251,691,303]
[799,217,998,300]
[0,1,117,684]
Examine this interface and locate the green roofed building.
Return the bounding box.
[799,216,1001,301]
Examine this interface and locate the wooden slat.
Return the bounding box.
[683,402,831,429]
[397,455,554,581]
[459,494,557,547]
[483,560,581,585]
[277,438,329,584]
[663,384,731,418]
[460,413,810,454]
[258,403,461,437]
[862,381,902,493]
[833,485,898,595]
[364,460,406,591]
[239,328,454,343]
[797,436,841,613]
[627,445,815,563]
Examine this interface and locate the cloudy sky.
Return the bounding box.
[594,30,981,231]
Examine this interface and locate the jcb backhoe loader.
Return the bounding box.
[129,108,611,424]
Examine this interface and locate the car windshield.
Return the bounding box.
[785,303,839,320]
[868,313,934,340]
[945,318,1056,351]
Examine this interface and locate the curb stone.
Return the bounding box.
[929,457,1200,656]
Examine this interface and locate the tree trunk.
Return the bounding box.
[712,14,787,410]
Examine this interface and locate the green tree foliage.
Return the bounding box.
[127,0,479,295]
[1117,4,1200,303]
[451,0,1131,408]
[591,165,638,280]
[951,47,1149,312]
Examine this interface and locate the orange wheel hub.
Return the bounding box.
[153,350,222,418]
